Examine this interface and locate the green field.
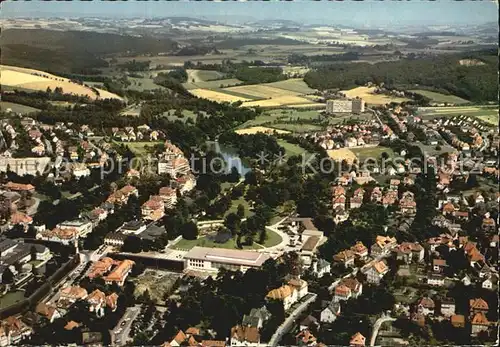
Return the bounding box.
[0,290,25,309]
[173,228,282,251]
[127,76,166,91]
[183,78,243,90]
[266,79,316,94]
[238,109,323,129]
[277,139,310,157]
[0,101,40,114]
[225,195,254,218]
[416,143,455,156]
[350,146,395,161]
[115,141,161,156]
[409,90,469,105]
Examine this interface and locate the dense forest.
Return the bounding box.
[304,50,497,102]
[234,66,286,84]
[0,29,178,74]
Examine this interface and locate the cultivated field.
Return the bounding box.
[190,88,250,103]
[224,84,302,99]
[1,65,123,101]
[186,69,225,82]
[409,90,469,105]
[341,86,409,105]
[266,78,316,94]
[241,96,321,108]
[235,126,290,135]
[326,148,357,164]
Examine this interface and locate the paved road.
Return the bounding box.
[111,305,142,346]
[268,293,317,347]
[370,315,396,346]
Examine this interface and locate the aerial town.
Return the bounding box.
[0,1,498,346]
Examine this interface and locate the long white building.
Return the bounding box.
[183,247,270,273]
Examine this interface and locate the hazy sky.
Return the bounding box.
[1,0,498,27]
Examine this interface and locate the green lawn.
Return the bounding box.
[409,90,469,105]
[114,141,161,156]
[270,123,323,133]
[0,291,25,309]
[0,101,40,114]
[277,139,310,157]
[237,109,323,129]
[350,146,395,161]
[225,195,254,218]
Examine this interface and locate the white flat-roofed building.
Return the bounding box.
[57,219,93,238]
[184,247,270,273]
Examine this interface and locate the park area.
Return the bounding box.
[172,228,282,251]
[277,139,310,158]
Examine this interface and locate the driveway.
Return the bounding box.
[111,305,142,346]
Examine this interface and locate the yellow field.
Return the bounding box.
[235,126,291,135]
[190,88,250,103]
[0,65,122,101]
[341,86,409,105]
[224,85,301,99]
[326,148,357,164]
[241,96,316,108]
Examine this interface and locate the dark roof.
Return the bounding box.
[121,220,145,231]
[138,223,166,241]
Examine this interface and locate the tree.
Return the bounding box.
[236,204,245,219]
[2,267,15,284]
[224,212,241,235]
[181,221,198,240]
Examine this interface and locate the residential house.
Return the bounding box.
[417,297,435,316]
[35,303,60,323]
[103,259,135,286]
[370,187,383,203]
[481,217,496,232]
[362,260,389,284]
[87,289,106,317]
[230,325,260,347]
[450,314,465,328]
[320,301,341,323]
[59,286,88,305]
[340,278,363,298]
[482,277,495,290]
[432,259,447,273]
[242,306,271,329]
[333,250,355,267]
[470,312,490,336]
[393,242,424,264]
[370,235,397,257]
[344,137,357,148]
[469,298,489,315]
[176,174,196,194]
[266,279,308,311]
[141,196,165,221]
[300,315,319,332]
[311,258,331,278]
[296,329,316,347]
[440,298,455,317]
[332,195,346,209]
[159,187,178,209]
[0,316,32,347]
[349,332,366,347]
[389,179,401,190]
[166,330,198,347]
[382,190,398,207]
[427,274,445,287]
[334,284,352,302]
[350,242,368,259]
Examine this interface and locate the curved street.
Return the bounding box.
[370,314,396,346]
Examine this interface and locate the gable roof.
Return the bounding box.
[470,298,489,311]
